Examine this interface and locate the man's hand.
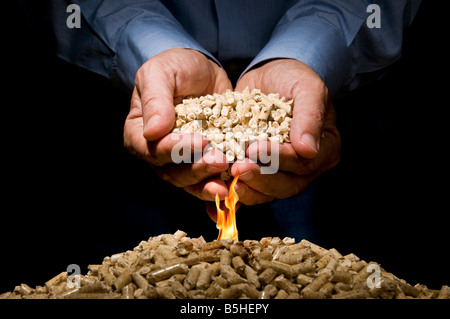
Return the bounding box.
[123,48,233,199]
[229,59,341,205]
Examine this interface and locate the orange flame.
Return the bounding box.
[216,172,239,241]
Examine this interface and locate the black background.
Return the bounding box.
[2,1,449,294]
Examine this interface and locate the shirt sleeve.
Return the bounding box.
[241,0,421,96]
[54,0,220,92]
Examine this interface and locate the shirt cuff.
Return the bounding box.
[113,16,220,91]
[241,15,352,96]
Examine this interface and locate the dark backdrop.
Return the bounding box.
[2,1,448,293]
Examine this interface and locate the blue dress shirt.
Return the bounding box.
[52,0,421,95]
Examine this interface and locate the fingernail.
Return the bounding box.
[301,133,319,153]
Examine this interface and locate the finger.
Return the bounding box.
[247,141,320,175]
[135,60,177,142]
[154,149,229,187]
[235,77,256,93]
[184,177,229,201]
[124,88,153,160]
[205,201,218,222]
[214,165,275,205]
[148,133,209,166]
[231,160,312,199]
[233,180,275,205]
[289,77,328,159]
[125,121,210,166]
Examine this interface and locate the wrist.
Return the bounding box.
[241,15,351,96]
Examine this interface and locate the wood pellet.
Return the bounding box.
[1,230,448,299]
[172,88,292,176]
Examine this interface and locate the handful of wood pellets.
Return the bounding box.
[2,230,449,299]
[172,88,292,163]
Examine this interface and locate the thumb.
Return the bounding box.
[136,61,176,142]
[290,84,328,159]
[206,201,218,222]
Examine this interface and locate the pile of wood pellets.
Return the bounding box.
[1,230,449,299]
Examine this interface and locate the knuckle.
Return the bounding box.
[190,167,206,184]
[155,168,172,184]
[134,63,149,89]
[203,183,222,201]
[202,190,216,202]
[291,159,316,175]
[292,179,307,196]
[244,194,274,206]
[156,168,185,188]
[239,185,274,206]
[183,186,204,201]
[148,153,164,167]
[307,108,326,126]
[277,180,306,199]
[275,187,297,200]
[145,143,165,167]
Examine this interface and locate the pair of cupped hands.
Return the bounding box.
[123,48,340,220]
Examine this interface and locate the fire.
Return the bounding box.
[216,172,239,241]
